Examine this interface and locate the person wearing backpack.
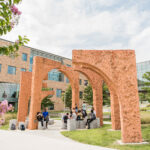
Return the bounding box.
[86,109,96,129]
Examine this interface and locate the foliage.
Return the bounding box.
[0,100,14,125]
[83,83,110,106]
[42,87,53,91]
[0,0,29,56]
[83,84,93,105]
[139,72,150,103]
[103,83,110,105]
[62,124,150,150]
[41,95,54,109]
[61,85,72,109]
[0,112,17,130]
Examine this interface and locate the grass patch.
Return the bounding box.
[61,124,150,150]
[140,111,150,124]
[103,112,111,115]
[0,112,17,130]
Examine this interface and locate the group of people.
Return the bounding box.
[37,108,49,128]
[63,103,96,129]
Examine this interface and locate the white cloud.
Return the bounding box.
[129,27,150,62]
[1,0,150,62]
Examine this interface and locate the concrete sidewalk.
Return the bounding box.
[0,120,115,150]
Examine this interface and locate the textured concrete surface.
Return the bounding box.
[72,50,142,143]
[0,120,114,150]
[18,50,142,143]
[28,57,80,130]
[17,71,54,123]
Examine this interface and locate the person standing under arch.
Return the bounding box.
[42,108,49,128]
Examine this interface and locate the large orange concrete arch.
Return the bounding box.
[74,66,121,129]
[18,50,142,143]
[28,57,80,130]
[72,50,142,143]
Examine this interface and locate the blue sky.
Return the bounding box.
[2,0,150,62]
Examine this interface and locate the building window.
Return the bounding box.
[48,69,64,82]
[22,53,27,61]
[30,56,33,64]
[84,80,88,86]
[21,68,26,72]
[66,77,69,83]
[79,91,83,99]
[56,89,62,97]
[79,79,82,85]
[0,64,1,72]
[8,66,16,75]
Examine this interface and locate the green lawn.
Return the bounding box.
[61,124,150,150]
[140,111,150,124]
[0,112,17,130]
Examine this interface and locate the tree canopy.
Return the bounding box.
[83,83,110,106]
[41,95,54,110]
[139,72,150,103]
[61,85,72,109]
[0,0,29,56]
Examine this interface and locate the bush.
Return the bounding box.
[140,108,147,111]
[146,104,150,107]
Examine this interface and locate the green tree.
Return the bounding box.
[61,85,72,109]
[83,83,110,106]
[41,95,54,110]
[139,72,150,103]
[0,0,29,56]
[83,84,93,105]
[103,83,110,105]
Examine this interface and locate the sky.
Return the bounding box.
[2,0,150,62]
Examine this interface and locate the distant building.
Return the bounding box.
[0,38,88,110]
[137,60,150,81]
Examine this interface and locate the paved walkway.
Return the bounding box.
[0,120,114,150]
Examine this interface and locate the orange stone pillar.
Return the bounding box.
[111,51,142,143]
[110,92,121,130]
[28,57,44,130]
[93,83,103,126]
[17,72,32,122]
[72,50,142,143]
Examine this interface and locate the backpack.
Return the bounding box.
[20,124,25,131]
[10,123,16,130]
[92,113,96,120]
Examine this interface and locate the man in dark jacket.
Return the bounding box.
[86,110,96,129]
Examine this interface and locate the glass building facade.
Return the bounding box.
[0,83,19,109]
[137,60,150,81]
[48,69,64,82]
